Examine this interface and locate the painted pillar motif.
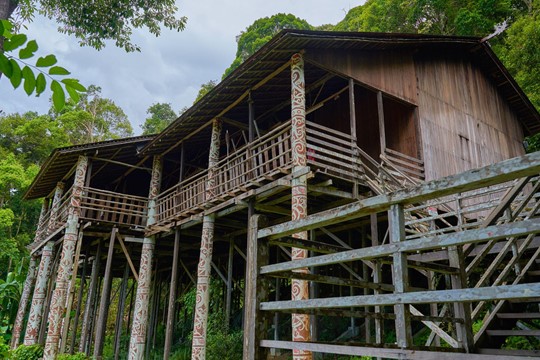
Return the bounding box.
[291,52,312,360]
[11,257,38,348]
[24,183,64,346]
[192,118,221,360]
[24,242,55,345]
[128,155,162,360]
[44,155,88,360]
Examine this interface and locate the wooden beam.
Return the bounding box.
[258,151,540,239]
[116,233,139,281]
[90,156,152,172]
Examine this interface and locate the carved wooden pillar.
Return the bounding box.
[11,256,38,348]
[44,155,88,359]
[191,118,221,360]
[290,52,312,360]
[128,155,162,360]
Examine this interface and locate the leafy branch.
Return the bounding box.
[0,19,86,111]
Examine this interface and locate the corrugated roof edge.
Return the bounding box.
[24,134,155,200]
[140,29,540,156]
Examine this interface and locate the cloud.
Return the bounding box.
[1,1,361,133]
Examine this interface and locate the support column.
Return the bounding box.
[290,52,312,360]
[191,118,221,360]
[94,228,117,358]
[11,256,38,348]
[128,155,162,360]
[44,155,88,359]
[24,244,55,345]
[164,228,180,360]
[79,239,102,353]
[389,204,412,348]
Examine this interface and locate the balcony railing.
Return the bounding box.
[80,187,148,228]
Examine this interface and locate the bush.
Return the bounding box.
[56,353,90,360]
[11,344,43,360]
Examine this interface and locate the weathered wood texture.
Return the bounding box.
[415,55,525,181]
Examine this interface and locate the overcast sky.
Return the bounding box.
[1,1,362,134]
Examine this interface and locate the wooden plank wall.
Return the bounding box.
[415,54,525,181]
[307,49,418,105]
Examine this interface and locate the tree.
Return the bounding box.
[141,103,178,135]
[223,14,312,78]
[57,85,133,144]
[194,80,217,103]
[1,0,186,52]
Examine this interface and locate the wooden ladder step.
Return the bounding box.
[487,330,540,336]
[497,312,540,319]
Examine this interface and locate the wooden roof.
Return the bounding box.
[25,135,154,200]
[141,30,540,157]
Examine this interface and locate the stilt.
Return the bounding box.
[11,256,38,348]
[69,250,88,353]
[39,250,61,345]
[225,237,234,330]
[79,239,102,353]
[12,198,49,348]
[24,242,55,345]
[114,263,130,360]
[242,214,269,359]
[164,228,180,359]
[94,228,117,358]
[128,155,162,359]
[290,52,312,360]
[44,155,88,359]
[191,117,222,360]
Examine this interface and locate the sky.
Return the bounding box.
[1,1,362,134]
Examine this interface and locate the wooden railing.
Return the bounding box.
[306,121,361,182]
[156,121,293,226]
[80,187,148,228]
[381,148,424,183]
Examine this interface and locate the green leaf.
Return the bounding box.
[35,73,46,96]
[18,40,38,59]
[0,53,13,77]
[51,80,65,111]
[9,59,21,89]
[0,20,12,38]
[49,66,70,76]
[65,84,80,103]
[3,34,27,51]
[22,66,36,95]
[36,55,57,67]
[61,78,86,92]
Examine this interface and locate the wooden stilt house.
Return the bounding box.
[13,30,540,359]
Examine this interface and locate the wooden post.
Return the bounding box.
[243,215,269,359]
[225,237,234,330]
[191,118,221,360]
[290,52,312,360]
[44,155,88,360]
[448,246,474,351]
[128,155,162,360]
[114,263,130,360]
[11,256,38,348]
[39,253,60,345]
[164,228,181,359]
[79,239,102,353]
[94,228,117,358]
[47,182,65,236]
[349,78,360,197]
[69,250,88,353]
[389,204,412,348]
[377,91,386,154]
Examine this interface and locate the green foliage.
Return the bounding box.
[11,344,43,360]
[0,19,86,111]
[141,102,178,135]
[56,85,134,144]
[194,80,217,103]
[0,336,10,359]
[56,353,90,360]
[16,0,187,52]
[223,14,312,78]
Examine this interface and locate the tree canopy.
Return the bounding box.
[141,102,178,135]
